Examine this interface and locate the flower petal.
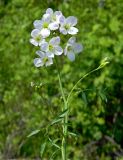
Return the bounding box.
[54,11,62,16]
[74,43,83,53]
[49,22,59,30]
[55,46,63,55]
[30,38,38,46]
[68,27,78,35]
[34,58,44,67]
[42,14,51,22]
[46,8,53,14]
[46,51,54,58]
[67,52,75,61]
[33,20,42,29]
[40,42,49,51]
[41,28,50,38]
[45,58,53,66]
[59,15,65,24]
[31,29,40,38]
[60,27,67,35]
[68,37,76,45]
[64,47,68,55]
[39,39,46,46]
[66,16,77,26]
[36,50,45,57]
[50,36,60,45]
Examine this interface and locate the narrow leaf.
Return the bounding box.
[68,131,79,137]
[48,137,60,149]
[82,92,88,105]
[40,142,47,158]
[50,109,68,126]
[27,129,40,138]
[51,117,62,125]
[49,148,60,160]
[58,109,68,118]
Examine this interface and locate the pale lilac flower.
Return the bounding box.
[64,37,83,61]
[34,50,53,67]
[30,29,45,46]
[40,36,63,57]
[60,16,78,35]
[30,8,83,67]
[33,16,51,38]
[43,8,63,30]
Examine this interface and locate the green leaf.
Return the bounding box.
[99,91,107,103]
[27,129,40,138]
[58,108,68,118]
[48,137,60,149]
[109,18,120,32]
[40,142,47,158]
[68,131,79,137]
[51,117,62,125]
[49,148,60,160]
[50,109,68,126]
[82,92,88,105]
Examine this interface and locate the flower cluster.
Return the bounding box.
[30,8,83,67]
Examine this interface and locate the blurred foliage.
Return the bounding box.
[0,0,123,159]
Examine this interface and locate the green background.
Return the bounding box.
[0,0,123,159]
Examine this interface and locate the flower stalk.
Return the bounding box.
[57,65,68,160]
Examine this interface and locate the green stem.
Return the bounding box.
[66,66,103,105]
[55,60,68,160]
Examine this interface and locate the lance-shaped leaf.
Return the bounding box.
[50,109,68,126]
[48,137,61,149]
[40,142,47,158]
[27,129,40,138]
[68,131,79,137]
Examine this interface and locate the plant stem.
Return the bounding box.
[55,59,68,160]
[57,71,68,160]
[66,65,104,104]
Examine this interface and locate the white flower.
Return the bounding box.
[30,29,45,46]
[64,37,83,61]
[34,50,53,67]
[40,36,63,57]
[33,16,51,38]
[43,8,63,31]
[60,16,78,35]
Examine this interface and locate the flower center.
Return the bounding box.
[43,22,49,28]
[49,44,54,51]
[43,57,48,63]
[52,15,56,21]
[35,36,41,42]
[64,24,70,30]
[67,46,72,51]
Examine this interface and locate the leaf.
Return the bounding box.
[82,92,88,105]
[109,18,120,32]
[51,117,62,125]
[40,142,47,158]
[58,109,68,118]
[68,131,79,137]
[49,148,60,160]
[99,91,107,103]
[61,122,72,126]
[50,109,68,126]
[27,129,40,138]
[48,137,60,149]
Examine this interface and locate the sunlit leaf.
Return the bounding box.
[82,92,88,105]
[48,137,61,149]
[68,131,79,137]
[27,129,40,138]
[51,118,62,125]
[58,109,68,118]
[40,142,47,158]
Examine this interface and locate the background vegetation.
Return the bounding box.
[0,0,123,159]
